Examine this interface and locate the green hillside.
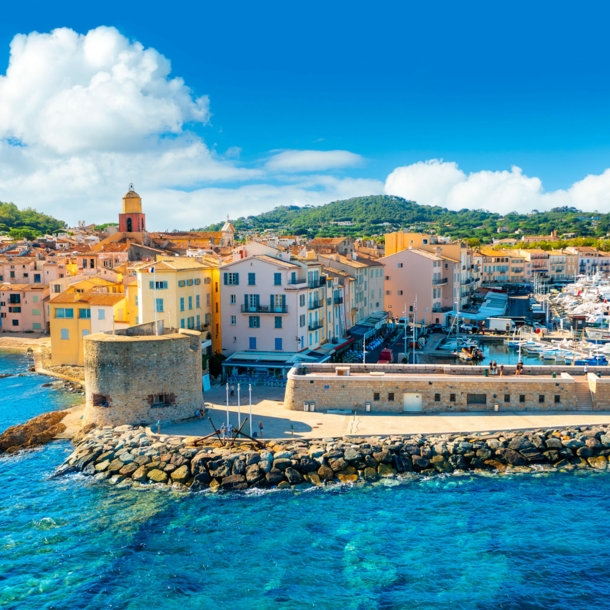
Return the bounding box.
[0,202,66,239]
[199,195,609,243]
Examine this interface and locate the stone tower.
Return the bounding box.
[119,184,146,233]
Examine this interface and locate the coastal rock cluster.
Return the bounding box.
[56,423,610,491]
[0,411,67,455]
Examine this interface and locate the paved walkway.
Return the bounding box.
[160,384,610,440]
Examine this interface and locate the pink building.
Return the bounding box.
[0,283,49,332]
[380,248,461,325]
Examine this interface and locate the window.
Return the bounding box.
[52,285,61,293]
[224,273,239,285]
[33,323,41,330]
[55,308,74,319]
[398,263,403,268]
[450,393,456,402]
[79,308,91,319]
[11,319,18,326]
[275,316,282,329]
[519,395,526,403]
[156,298,164,313]
[98,309,106,320]
[9,294,20,304]
[300,294,305,307]
[196,315,200,328]
[248,273,256,285]
[32,309,40,316]
[230,294,236,305]
[151,394,171,407]
[149,281,168,289]
[398,290,403,296]
[187,279,193,287]
[249,316,260,328]
[194,278,202,285]
[539,395,545,403]
[388,393,395,401]
[82,329,90,337]
[188,296,193,310]
[275,338,283,350]
[434,393,441,402]
[385,276,390,281]
[466,394,487,405]
[34,274,41,283]
[135,295,139,306]
[178,280,185,287]
[274,273,282,286]
[554,395,561,404]
[180,318,185,328]
[249,337,257,350]
[230,315,236,325]
[196,295,200,308]
[504,394,510,403]
[205,313,211,325]
[8,307,21,313]
[299,314,306,327]
[373,392,380,401]
[60,328,69,340]
[9,271,14,278]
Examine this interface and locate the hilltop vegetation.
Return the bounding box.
[200,196,610,242]
[0,202,66,240]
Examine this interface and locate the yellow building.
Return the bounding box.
[134,255,221,354]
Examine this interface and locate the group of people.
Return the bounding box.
[515,361,525,376]
[488,361,505,376]
[194,409,205,420]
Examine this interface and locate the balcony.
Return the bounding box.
[432,278,448,285]
[288,278,307,286]
[308,320,324,331]
[241,305,288,314]
[308,277,326,289]
[333,296,344,304]
[308,300,323,310]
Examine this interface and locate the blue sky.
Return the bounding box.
[1,1,610,227]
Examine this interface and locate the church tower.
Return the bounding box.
[119,184,146,233]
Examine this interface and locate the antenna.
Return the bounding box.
[129,182,134,191]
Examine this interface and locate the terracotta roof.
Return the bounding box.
[134,258,208,272]
[49,291,126,306]
[309,237,349,245]
[252,255,299,269]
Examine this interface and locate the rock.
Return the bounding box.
[337,472,359,483]
[476,448,492,460]
[209,479,221,492]
[430,455,453,473]
[553,459,571,469]
[448,455,468,470]
[454,441,473,454]
[545,437,563,450]
[244,452,261,466]
[118,452,135,463]
[266,469,285,485]
[273,451,292,460]
[543,450,560,462]
[232,459,246,476]
[364,454,379,469]
[193,471,211,486]
[208,459,231,479]
[363,467,378,481]
[221,474,248,490]
[245,464,263,484]
[519,448,545,463]
[329,457,348,472]
[147,469,169,483]
[499,449,527,466]
[135,455,150,466]
[273,458,292,471]
[95,460,110,472]
[171,465,190,483]
[163,463,177,473]
[570,457,589,469]
[576,446,593,459]
[588,456,607,470]
[132,466,149,482]
[277,481,291,489]
[564,439,585,449]
[484,459,506,472]
[378,464,396,477]
[599,434,610,448]
[373,449,392,464]
[344,448,362,462]
[119,462,139,476]
[308,447,325,459]
[317,465,334,481]
[108,474,124,485]
[285,467,304,485]
[487,439,502,450]
[298,457,319,473]
[508,437,534,451]
[306,473,322,486]
[412,455,430,470]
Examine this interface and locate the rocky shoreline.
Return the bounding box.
[55,423,610,491]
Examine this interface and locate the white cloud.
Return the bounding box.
[265,149,363,172]
[384,159,610,214]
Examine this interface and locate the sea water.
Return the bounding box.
[2,350,610,610]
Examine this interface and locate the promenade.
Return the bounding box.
[161,384,610,440]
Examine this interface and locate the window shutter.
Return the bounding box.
[223,273,228,285]
[244,294,249,309]
[282,294,286,309]
[149,281,154,289]
[270,294,274,309]
[235,273,239,285]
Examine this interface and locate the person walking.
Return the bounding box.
[227,422,234,439]
[220,423,226,439]
[584,364,589,377]
[258,421,264,438]
[499,363,504,376]
[230,384,235,398]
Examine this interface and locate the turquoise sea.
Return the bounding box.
[2,350,610,610]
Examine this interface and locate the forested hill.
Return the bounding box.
[0,202,66,239]
[199,195,610,243]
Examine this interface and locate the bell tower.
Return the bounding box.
[119,184,146,233]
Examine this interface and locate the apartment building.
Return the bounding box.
[473,248,529,285]
[566,246,601,276]
[317,253,384,325]
[135,256,220,353]
[518,249,549,280]
[0,284,49,332]
[219,254,327,355]
[380,248,460,325]
[547,250,576,282]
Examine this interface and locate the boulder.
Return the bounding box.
[285,467,304,485]
[305,473,322,486]
[232,459,246,476]
[244,452,261,466]
[329,458,348,472]
[588,456,607,470]
[476,448,492,461]
[484,459,507,471]
[171,465,190,483]
[147,469,169,483]
[119,463,139,476]
[448,455,468,470]
[266,469,285,485]
[245,464,264,484]
[308,446,325,459]
[378,464,396,477]
[277,481,291,489]
[208,459,231,479]
[553,459,571,469]
[194,471,211,486]
[373,449,392,464]
[317,465,335,481]
[545,437,562,450]
[221,475,248,491]
[430,455,453,473]
[95,460,110,472]
[118,452,135,463]
[363,467,378,481]
[364,454,379,469]
[412,455,430,470]
[576,446,593,459]
[337,472,359,483]
[599,434,610,448]
[519,448,545,463]
[298,457,319,473]
[564,439,585,449]
[392,454,412,473]
[132,466,149,482]
[344,448,362,462]
[209,479,221,492]
[273,458,292,471]
[107,459,124,473]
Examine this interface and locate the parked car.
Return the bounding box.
[459,323,479,333]
[427,324,448,334]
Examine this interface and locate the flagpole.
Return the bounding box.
[153,264,158,335]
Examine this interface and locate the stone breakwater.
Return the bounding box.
[55,423,610,491]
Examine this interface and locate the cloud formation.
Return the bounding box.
[265,150,363,172]
[385,159,610,214]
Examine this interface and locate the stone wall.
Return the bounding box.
[284,364,590,413]
[83,329,204,427]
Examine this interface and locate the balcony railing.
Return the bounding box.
[241,305,288,314]
[308,321,324,331]
[432,278,448,285]
[308,277,326,289]
[333,296,344,304]
[288,278,306,285]
[308,300,323,310]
